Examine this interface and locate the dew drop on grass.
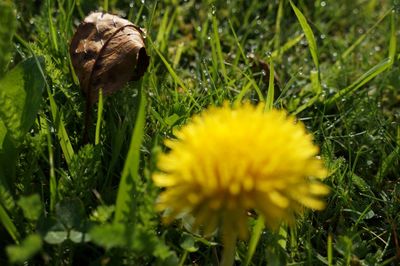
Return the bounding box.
[320,1,326,7]
[131,89,138,97]
[129,2,134,8]
[210,5,217,15]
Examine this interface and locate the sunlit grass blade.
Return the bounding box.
[375,146,400,184]
[325,58,391,107]
[290,0,321,113]
[244,216,264,266]
[388,11,397,66]
[149,37,201,108]
[103,0,109,12]
[328,233,333,266]
[264,59,275,112]
[271,34,304,60]
[273,0,284,55]
[228,19,248,65]
[30,51,74,166]
[212,15,228,81]
[43,117,57,212]
[290,1,319,70]
[47,0,58,52]
[0,204,20,244]
[95,89,103,146]
[231,64,264,103]
[114,82,146,224]
[155,7,176,54]
[340,9,391,60]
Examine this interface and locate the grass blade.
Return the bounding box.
[47,0,58,52]
[388,11,397,66]
[44,118,57,212]
[271,34,304,60]
[46,84,74,166]
[30,52,74,166]
[244,216,265,266]
[264,59,275,112]
[103,0,109,12]
[273,0,284,56]
[290,1,319,70]
[340,9,390,60]
[228,19,248,66]
[325,58,391,107]
[150,38,201,108]
[212,15,228,81]
[328,233,333,266]
[114,82,146,224]
[95,89,103,146]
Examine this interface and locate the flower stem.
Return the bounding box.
[221,230,238,266]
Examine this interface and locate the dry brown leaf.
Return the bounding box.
[70,12,149,103]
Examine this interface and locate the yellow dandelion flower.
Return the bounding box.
[153,102,329,241]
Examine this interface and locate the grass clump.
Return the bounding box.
[0,0,399,265]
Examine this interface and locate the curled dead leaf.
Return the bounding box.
[70,12,149,103]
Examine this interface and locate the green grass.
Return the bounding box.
[0,0,400,265]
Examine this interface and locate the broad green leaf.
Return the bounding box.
[0,57,45,143]
[55,198,85,230]
[0,1,16,75]
[0,203,20,243]
[0,123,6,149]
[6,234,42,263]
[90,223,126,249]
[180,233,199,252]
[69,229,88,243]
[0,57,44,193]
[44,230,68,244]
[39,216,68,244]
[90,205,115,223]
[0,135,17,189]
[17,194,43,221]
